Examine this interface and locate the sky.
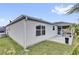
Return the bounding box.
[0,3,79,26]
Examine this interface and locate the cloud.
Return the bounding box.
[0,18,5,22]
[51,5,73,15]
[0,18,8,26]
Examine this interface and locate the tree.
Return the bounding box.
[67,3,79,14]
[67,3,79,35]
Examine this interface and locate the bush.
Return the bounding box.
[72,45,79,55]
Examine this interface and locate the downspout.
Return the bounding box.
[24,17,27,49]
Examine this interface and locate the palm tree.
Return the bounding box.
[67,3,79,55]
[67,3,79,35]
[67,3,79,14]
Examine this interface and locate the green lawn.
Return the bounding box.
[27,41,72,55]
[0,35,79,55]
[0,36,24,55]
[26,35,79,55]
[71,35,79,55]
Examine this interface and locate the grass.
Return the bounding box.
[71,35,79,55]
[27,35,79,55]
[27,41,72,55]
[0,36,24,55]
[0,35,79,55]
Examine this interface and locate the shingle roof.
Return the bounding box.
[26,15,53,25]
[6,15,52,26]
[6,15,73,27]
[6,15,26,26]
[52,22,73,26]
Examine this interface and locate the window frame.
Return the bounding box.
[36,25,41,36]
[36,25,45,36]
[42,26,45,35]
[53,26,55,30]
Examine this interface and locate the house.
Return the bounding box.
[6,15,74,48]
[49,22,74,45]
[0,26,6,37]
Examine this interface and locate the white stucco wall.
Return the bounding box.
[6,19,57,48]
[69,36,73,45]
[6,18,73,48]
[25,20,57,47]
[48,35,73,45]
[6,19,26,48]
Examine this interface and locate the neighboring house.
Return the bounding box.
[0,26,6,37]
[6,15,74,48]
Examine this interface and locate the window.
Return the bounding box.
[36,26,41,36]
[42,26,45,35]
[53,26,55,30]
[36,25,45,36]
[62,26,69,29]
[36,26,41,29]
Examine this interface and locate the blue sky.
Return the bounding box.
[0,3,79,26]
